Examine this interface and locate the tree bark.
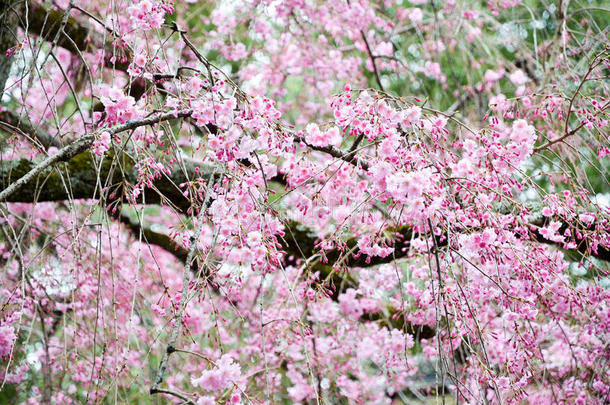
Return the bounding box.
[0,0,19,98]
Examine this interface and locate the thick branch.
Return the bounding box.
[1,130,607,345]
[0,110,193,202]
[0,132,94,202]
[21,0,131,71]
[116,212,189,263]
[0,110,61,148]
[0,146,205,212]
[17,0,150,100]
[115,212,220,292]
[283,222,435,338]
[2,145,607,266]
[292,133,369,171]
[2,148,608,344]
[529,215,610,262]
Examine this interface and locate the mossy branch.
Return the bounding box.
[22,0,131,71]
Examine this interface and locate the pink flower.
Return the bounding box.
[466,26,481,42]
[539,221,564,243]
[304,124,342,147]
[0,325,16,357]
[484,68,505,83]
[127,0,166,30]
[463,10,479,20]
[196,396,215,405]
[227,43,247,61]
[151,303,166,316]
[509,69,529,86]
[423,61,442,80]
[191,354,241,391]
[93,131,111,156]
[374,41,393,57]
[187,76,205,96]
[578,213,595,225]
[338,288,363,319]
[408,8,424,22]
[133,53,147,68]
[401,106,422,126]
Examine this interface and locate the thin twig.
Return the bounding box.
[360,30,385,91]
[150,168,217,392]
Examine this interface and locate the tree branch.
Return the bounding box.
[360,30,384,91]
[20,0,131,71]
[151,170,216,393]
[0,110,193,202]
[0,110,61,148]
[1,146,608,344]
[148,387,196,405]
[292,133,369,171]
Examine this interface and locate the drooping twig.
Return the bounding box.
[150,168,217,393]
[534,99,609,152]
[360,30,385,92]
[534,51,607,152]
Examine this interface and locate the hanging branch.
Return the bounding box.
[150,168,218,393]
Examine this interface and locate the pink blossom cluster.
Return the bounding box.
[126,0,170,30]
[1,0,609,404]
[98,85,145,126]
[191,354,242,391]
